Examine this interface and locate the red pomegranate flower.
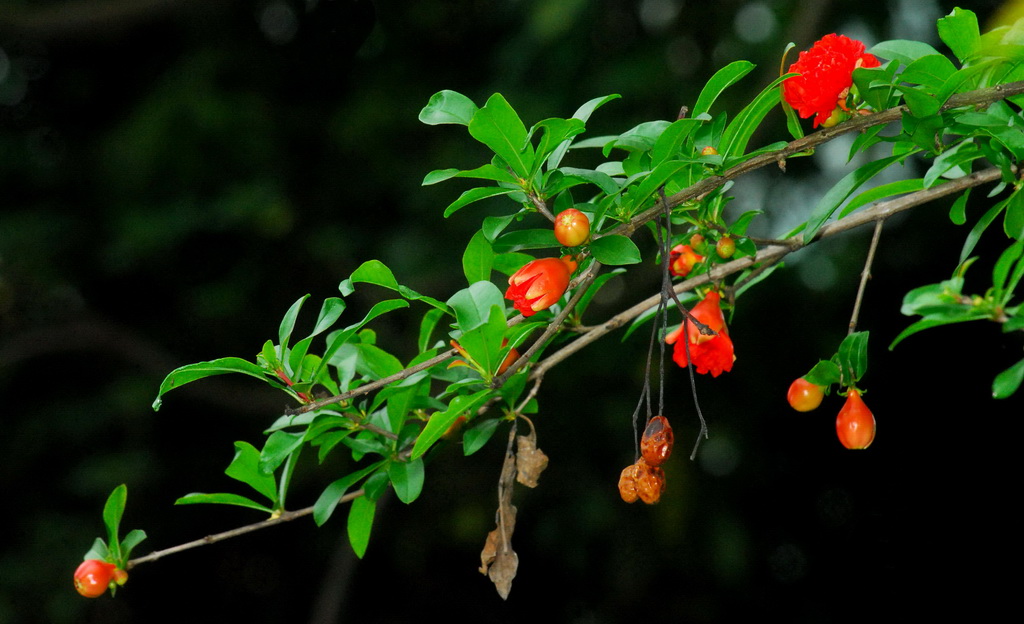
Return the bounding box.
[782,34,880,127]
[669,244,704,277]
[664,290,735,377]
[505,257,573,317]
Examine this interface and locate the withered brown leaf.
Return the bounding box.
[515,418,548,488]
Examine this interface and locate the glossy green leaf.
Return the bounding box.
[590,234,641,265]
[841,179,925,218]
[557,167,621,195]
[174,493,273,513]
[923,140,981,187]
[889,312,990,349]
[900,54,958,89]
[419,90,478,126]
[456,305,506,375]
[119,529,147,560]
[311,297,346,339]
[412,389,492,460]
[870,40,943,66]
[312,462,382,526]
[463,418,503,456]
[447,281,505,332]
[993,358,1024,399]
[949,189,970,225]
[719,74,785,158]
[805,360,841,388]
[1004,190,1024,240]
[532,118,585,170]
[469,93,533,177]
[418,308,445,352]
[959,197,1008,265]
[153,357,271,411]
[387,458,425,504]
[804,153,912,242]
[493,252,536,276]
[462,230,494,285]
[693,60,755,117]
[347,495,376,558]
[279,294,310,352]
[443,186,518,218]
[317,299,410,382]
[354,343,405,381]
[937,8,980,63]
[340,260,449,312]
[546,94,621,169]
[574,268,625,318]
[422,164,519,186]
[651,117,704,166]
[837,331,870,383]
[900,85,942,118]
[492,228,559,252]
[606,121,671,154]
[225,441,278,504]
[259,431,304,475]
[102,484,127,559]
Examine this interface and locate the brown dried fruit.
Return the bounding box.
[640,415,674,466]
[635,459,666,504]
[618,463,640,503]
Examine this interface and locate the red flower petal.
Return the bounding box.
[782,34,880,127]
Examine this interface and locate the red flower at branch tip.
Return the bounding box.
[665,290,735,377]
[669,244,704,277]
[505,257,573,317]
[782,34,880,128]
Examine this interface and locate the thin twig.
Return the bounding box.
[849,219,885,334]
[127,489,365,569]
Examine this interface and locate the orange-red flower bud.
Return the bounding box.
[74,559,117,598]
[505,257,572,317]
[665,290,735,377]
[669,244,704,278]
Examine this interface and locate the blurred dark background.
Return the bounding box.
[1,0,1019,622]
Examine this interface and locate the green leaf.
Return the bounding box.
[492,228,560,252]
[153,357,271,411]
[545,94,621,169]
[923,140,981,187]
[469,93,534,178]
[959,197,1008,265]
[317,299,410,383]
[870,40,943,66]
[419,90,478,126]
[347,496,376,558]
[804,360,841,387]
[387,458,425,504]
[606,121,671,154]
[455,305,507,375]
[557,167,621,195]
[259,431,305,475]
[719,74,786,158]
[174,493,273,513]
[447,281,506,332]
[340,260,449,313]
[590,235,641,265]
[993,358,1024,398]
[532,118,586,171]
[837,331,870,383]
[651,117,704,166]
[312,462,383,526]
[889,313,990,349]
[841,179,925,218]
[422,164,520,186]
[900,85,942,118]
[574,268,625,318]
[443,186,518,218]
[803,153,912,242]
[83,538,110,562]
[463,418,503,456]
[225,441,278,504]
[418,308,445,352]
[493,252,535,276]
[279,294,310,352]
[102,484,127,559]
[412,389,492,460]
[900,54,958,89]
[310,297,346,338]
[463,230,494,285]
[937,8,980,63]
[949,189,970,225]
[119,529,147,560]
[692,60,755,117]
[1005,190,1024,240]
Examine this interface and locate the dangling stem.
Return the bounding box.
[849,219,884,334]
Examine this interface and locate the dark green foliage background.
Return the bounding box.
[0,1,1015,622]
